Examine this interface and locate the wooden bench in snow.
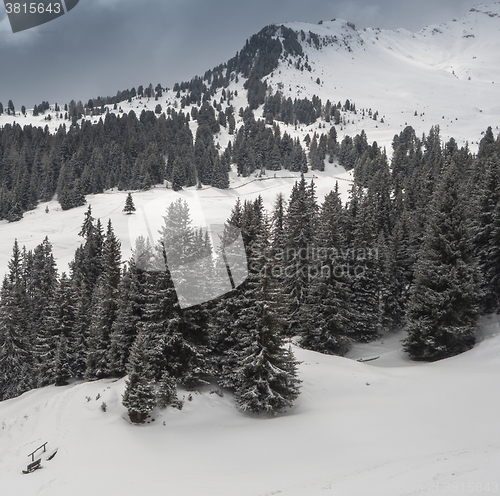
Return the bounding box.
[357,356,380,363]
[22,458,41,474]
[22,442,48,474]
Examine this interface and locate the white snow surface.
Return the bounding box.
[1,316,499,496]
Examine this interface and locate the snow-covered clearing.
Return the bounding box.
[1,316,499,496]
[0,163,353,279]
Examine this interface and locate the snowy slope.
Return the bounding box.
[1,318,499,496]
[2,6,500,495]
[2,3,500,153]
[260,2,500,151]
[0,163,353,279]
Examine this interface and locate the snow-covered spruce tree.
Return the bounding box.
[71,206,104,300]
[344,183,382,342]
[86,220,122,380]
[209,196,270,387]
[0,241,33,400]
[235,303,301,413]
[235,238,301,413]
[123,192,136,214]
[271,192,287,256]
[300,185,353,355]
[210,154,229,189]
[472,154,500,313]
[309,134,324,171]
[171,157,186,191]
[38,273,78,386]
[403,157,481,361]
[20,238,60,388]
[155,199,212,387]
[194,124,217,185]
[378,220,408,332]
[108,261,147,378]
[122,331,157,423]
[71,279,91,379]
[282,175,318,336]
[156,371,178,409]
[206,207,248,388]
[54,335,72,386]
[26,237,58,334]
[217,207,300,413]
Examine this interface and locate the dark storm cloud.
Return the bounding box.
[0,0,480,109]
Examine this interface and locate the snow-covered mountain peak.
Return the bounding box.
[1,4,500,154]
[250,4,500,152]
[468,2,500,17]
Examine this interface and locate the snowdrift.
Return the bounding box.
[1,316,499,496]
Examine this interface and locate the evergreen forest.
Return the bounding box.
[1,123,500,422]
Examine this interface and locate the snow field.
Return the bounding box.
[1,318,499,496]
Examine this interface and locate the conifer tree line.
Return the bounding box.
[1,125,499,418]
[216,124,499,362]
[0,107,230,220]
[0,97,343,220]
[0,201,301,419]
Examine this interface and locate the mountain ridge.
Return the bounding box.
[2,3,499,154]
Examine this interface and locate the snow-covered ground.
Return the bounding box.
[0,162,353,279]
[1,316,499,496]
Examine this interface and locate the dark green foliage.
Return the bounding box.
[263,93,323,126]
[123,193,136,214]
[54,336,71,386]
[0,242,33,400]
[108,259,147,377]
[344,184,382,342]
[194,124,217,185]
[122,331,157,423]
[300,186,352,354]
[211,155,229,189]
[472,133,500,313]
[156,371,178,409]
[281,176,318,336]
[234,307,301,414]
[0,108,197,218]
[171,157,186,191]
[281,26,304,57]
[86,220,122,380]
[211,204,301,413]
[403,158,481,361]
[3,122,500,406]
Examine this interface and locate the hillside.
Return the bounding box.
[0,162,353,280]
[1,315,499,496]
[2,5,500,495]
[1,3,500,153]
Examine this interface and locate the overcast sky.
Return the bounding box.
[0,0,481,109]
